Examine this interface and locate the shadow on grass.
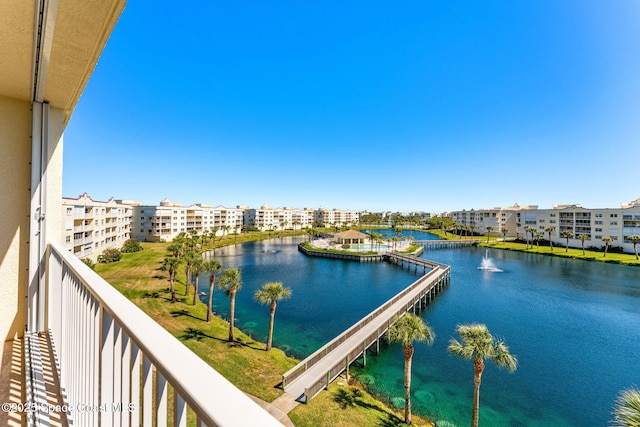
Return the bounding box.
[180,327,225,343]
[227,336,265,351]
[333,388,408,427]
[171,309,204,321]
[144,288,177,302]
[378,413,411,427]
[173,314,266,351]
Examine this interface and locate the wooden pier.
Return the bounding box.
[413,239,481,249]
[281,257,450,402]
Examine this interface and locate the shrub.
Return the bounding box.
[80,258,95,270]
[98,248,122,263]
[121,238,143,253]
[342,244,351,249]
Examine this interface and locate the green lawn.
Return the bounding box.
[95,241,438,426]
[289,382,433,427]
[481,240,640,266]
[96,242,296,401]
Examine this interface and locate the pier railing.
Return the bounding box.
[300,266,450,400]
[413,239,481,248]
[282,264,449,391]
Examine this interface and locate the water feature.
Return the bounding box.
[201,232,640,426]
[478,249,503,272]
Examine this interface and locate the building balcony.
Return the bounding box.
[2,241,282,427]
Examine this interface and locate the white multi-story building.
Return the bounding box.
[132,199,244,241]
[314,207,360,228]
[242,205,311,231]
[243,205,277,231]
[450,204,525,236]
[451,199,640,253]
[61,193,133,261]
[516,200,640,252]
[290,207,315,229]
[217,206,244,234]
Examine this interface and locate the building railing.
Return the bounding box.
[46,241,281,427]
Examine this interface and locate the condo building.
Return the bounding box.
[61,193,133,261]
[449,199,640,253]
[517,200,640,252]
[242,205,315,231]
[314,207,360,227]
[450,204,525,236]
[131,198,243,242]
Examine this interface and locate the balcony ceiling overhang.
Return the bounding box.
[0,0,125,123]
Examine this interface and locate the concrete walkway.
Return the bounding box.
[247,393,299,427]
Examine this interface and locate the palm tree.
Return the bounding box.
[524,226,533,249]
[182,249,198,296]
[387,314,435,425]
[535,231,543,249]
[202,259,222,322]
[601,237,613,258]
[307,227,317,243]
[612,387,640,427]
[166,241,184,259]
[448,324,517,427]
[161,256,180,302]
[367,232,376,251]
[578,234,589,255]
[210,227,219,243]
[560,230,574,252]
[501,227,508,243]
[254,282,292,351]
[191,257,204,305]
[219,268,243,342]
[545,227,555,251]
[626,235,640,260]
[486,226,493,243]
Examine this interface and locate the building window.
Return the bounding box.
[595,213,602,218]
[65,236,71,243]
[610,214,618,218]
[611,221,618,225]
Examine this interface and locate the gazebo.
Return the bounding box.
[334,229,369,245]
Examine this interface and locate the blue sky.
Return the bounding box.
[63,1,640,213]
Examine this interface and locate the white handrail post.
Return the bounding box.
[100,308,115,426]
[174,389,187,427]
[143,356,152,426]
[130,343,141,426]
[156,371,168,425]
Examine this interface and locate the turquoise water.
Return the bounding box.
[201,232,640,426]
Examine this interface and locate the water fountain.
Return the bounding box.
[477,249,503,272]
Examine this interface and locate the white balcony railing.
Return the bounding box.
[46,241,281,427]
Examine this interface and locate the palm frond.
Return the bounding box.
[612,388,640,427]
